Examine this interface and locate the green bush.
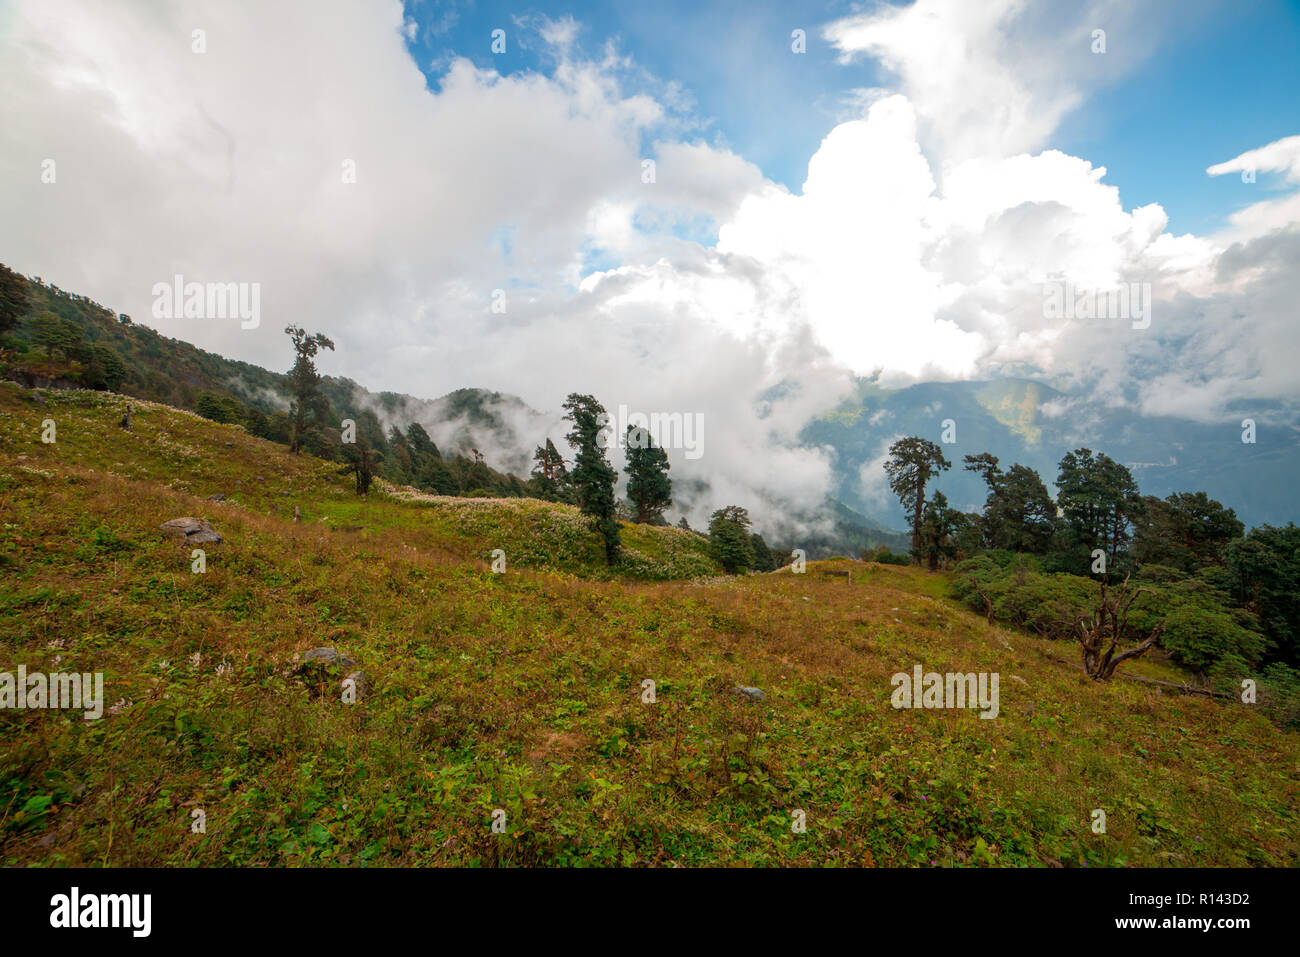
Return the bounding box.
[951,557,1270,680]
[1158,605,1267,674]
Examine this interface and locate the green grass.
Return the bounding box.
[1,384,1296,866]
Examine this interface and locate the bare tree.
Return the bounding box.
[1075,575,1164,680]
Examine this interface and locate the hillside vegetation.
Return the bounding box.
[1,384,1296,867]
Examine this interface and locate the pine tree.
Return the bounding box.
[284,325,335,454]
[623,425,672,523]
[750,533,776,572]
[31,310,81,360]
[709,505,754,573]
[917,491,958,571]
[963,454,1056,553]
[562,393,620,563]
[530,438,570,501]
[0,263,30,334]
[884,437,951,562]
[1056,448,1143,574]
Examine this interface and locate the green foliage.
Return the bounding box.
[963,454,1056,553]
[1255,663,1300,730]
[750,533,776,572]
[883,436,950,559]
[1054,448,1142,575]
[1131,491,1244,573]
[916,490,961,571]
[31,310,82,361]
[195,391,247,424]
[1222,523,1300,668]
[529,438,571,502]
[1159,605,1266,675]
[563,393,620,564]
[284,325,335,454]
[952,555,1273,683]
[84,344,127,391]
[951,556,1094,641]
[0,263,31,334]
[709,505,754,574]
[863,546,911,566]
[339,436,381,496]
[623,425,672,524]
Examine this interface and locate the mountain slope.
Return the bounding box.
[1,382,1295,867]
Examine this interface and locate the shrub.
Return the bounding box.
[1159,605,1268,675]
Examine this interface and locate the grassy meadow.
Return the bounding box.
[1,384,1296,867]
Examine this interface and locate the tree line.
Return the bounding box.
[884,434,1300,713]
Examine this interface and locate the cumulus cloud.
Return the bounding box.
[821,0,1174,165]
[0,0,1296,539]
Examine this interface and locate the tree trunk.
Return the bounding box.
[913,481,924,561]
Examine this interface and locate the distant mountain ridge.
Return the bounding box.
[805,377,1299,531]
[5,270,1293,546]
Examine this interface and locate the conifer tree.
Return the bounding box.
[562,393,620,563]
[709,505,754,574]
[530,438,570,501]
[623,425,672,523]
[884,436,951,562]
[284,325,335,454]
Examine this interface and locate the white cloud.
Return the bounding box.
[822,0,1161,165]
[0,0,1297,539]
[1207,134,1300,184]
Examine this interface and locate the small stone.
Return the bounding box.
[160,517,223,544]
[300,647,357,669]
[205,494,225,502]
[735,685,765,702]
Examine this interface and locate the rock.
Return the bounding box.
[160,517,223,544]
[344,669,370,699]
[223,442,233,447]
[255,475,266,483]
[205,494,225,502]
[300,647,357,669]
[292,649,363,700]
[735,685,765,702]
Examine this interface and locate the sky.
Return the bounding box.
[1,0,1298,532]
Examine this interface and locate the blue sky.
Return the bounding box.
[406,0,1300,235]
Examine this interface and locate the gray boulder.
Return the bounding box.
[160,517,223,544]
[734,685,765,702]
[300,647,357,669]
